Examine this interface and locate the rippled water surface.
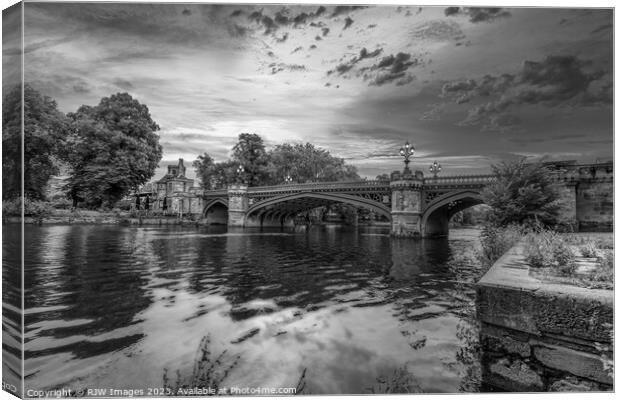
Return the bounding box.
[12,224,484,394]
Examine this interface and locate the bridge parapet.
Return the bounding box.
[423,174,496,187]
[246,179,391,194]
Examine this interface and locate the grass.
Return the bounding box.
[523,230,577,275]
[163,334,240,396]
[579,242,598,258]
[476,224,525,274]
[366,366,424,394]
[523,232,613,290]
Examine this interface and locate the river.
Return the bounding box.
[4,224,484,394]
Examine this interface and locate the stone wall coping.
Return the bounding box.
[478,242,612,305]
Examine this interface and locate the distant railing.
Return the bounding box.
[247,179,391,193]
[423,174,496,186]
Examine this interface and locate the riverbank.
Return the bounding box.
[476,240,613,391]
[3,210,392,227]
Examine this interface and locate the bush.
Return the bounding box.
[589,250,614,285]
[2,197,53,218]
[163,335,239,395]
[477,224,524,272]
[595,236,615,250]
[50,197,73,210]
[480,159,570,228]
[579,241,598,258]
[2,197,21,216]
[523,230,576,275]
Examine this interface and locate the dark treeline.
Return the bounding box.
[2,84,162,209]
[193,135,360,189]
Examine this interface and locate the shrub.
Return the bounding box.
[2,197,21,216]
[477,224,524,272]
[579,241,598,258]
[2,197,53,219]
[589,250,614,284]
[480,159,571,228]
[50,197,73,210]
[523,230,576,275]
[163,334,239,395]
[595,236,615,250]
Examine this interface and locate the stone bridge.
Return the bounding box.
[201,162,613,237]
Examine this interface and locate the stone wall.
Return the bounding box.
[577,180,613,232]
[476,245,613,392]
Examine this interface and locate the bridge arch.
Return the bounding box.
[246,191,392,225]
[203,198,229,225]
[421,190,483,237]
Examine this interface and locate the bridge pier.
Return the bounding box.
[390,170,424,238]
[227,184,249,227]
[558,182,578,231]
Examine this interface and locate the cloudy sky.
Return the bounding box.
[4,2,614,179]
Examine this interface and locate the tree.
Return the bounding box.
[231,133,270,186]
[193,153,216,189]
[2,84,70,200]
[267,142,360,183]
[480,159,569,227]
[65,93,162,208]
[208,160,237,189]
[375,173,390,181]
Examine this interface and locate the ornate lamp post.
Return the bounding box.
[429,161,442,178]
[284,174,293,184]
[399,141,415,173]
[236,165,245,184]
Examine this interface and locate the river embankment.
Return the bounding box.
[476,240,613,391]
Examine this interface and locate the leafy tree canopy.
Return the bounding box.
[231,133,270,187]
[267,142,360,183]
[193,138,360,189]
[2,84,70,200]
[480,159,570,227]
[65,93,162,208]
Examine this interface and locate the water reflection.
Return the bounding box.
[15,224,483,393]
[2,225,23,395]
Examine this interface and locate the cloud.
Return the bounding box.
[591,23,612,35]
[411,20,463,41]
[442,55,611,131]
[23,37,74,54]
[275,33,288,42]
[444,7,511,23]
[327,47,383,76]
[227,23,249,37]
[260,16,278,35]
[361,53,421,86]
[343,17,354,30]
[273,10,289,26]
[233,5,330,37]
[327,49,419,87]
[330,6,367,18]
[269,63,306,74]
[315,6,327,17]
[113,78,134,90]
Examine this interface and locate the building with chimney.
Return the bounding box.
[136,158,203,216]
